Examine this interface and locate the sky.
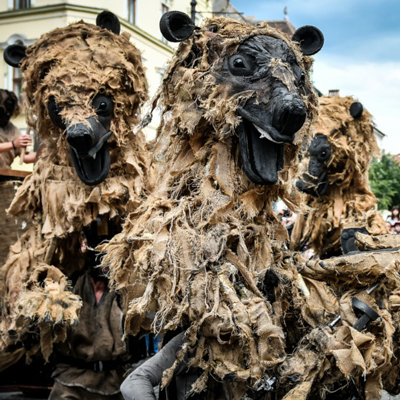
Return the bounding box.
[230,0,400,154]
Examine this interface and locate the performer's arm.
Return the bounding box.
[23,151,36,163]
[0,135,32,153]
[121,332,184,400]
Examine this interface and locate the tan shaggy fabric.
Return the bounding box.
[0,181,31,266]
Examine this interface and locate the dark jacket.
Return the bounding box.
[52,271,128,395]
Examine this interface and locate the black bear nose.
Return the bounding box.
[272,93,307,137]
[67,123,94,154]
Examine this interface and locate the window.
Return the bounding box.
[128,0,136,25]
[156,66,166,84]
[13,68,22,103]
[161,3,169,43]
[14,0,31,10]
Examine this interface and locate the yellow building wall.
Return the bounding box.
[0,0,212,170]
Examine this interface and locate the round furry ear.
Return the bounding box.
[160,11,195,42]
[292,26,324,56]
[96,11,121,35]
[350,102,363,119]
[4,44,27,68]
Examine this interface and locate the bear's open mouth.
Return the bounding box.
[69,137,111,186]
[238,118,284,185]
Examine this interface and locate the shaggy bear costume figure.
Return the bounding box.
[291,95,387,258]
[105,14,400,400]
[0,12,150,382]
[102,12,324,399]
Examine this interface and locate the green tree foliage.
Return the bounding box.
[369,154,400,210]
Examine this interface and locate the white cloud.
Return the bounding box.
[312,55,400,154]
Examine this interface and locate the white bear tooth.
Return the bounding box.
[253,123,283,144]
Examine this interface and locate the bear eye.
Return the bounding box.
[93,95,113,117]
[228,53,256,77]
[318,148,331,162]
[233,58,245,68]
[299,72,306,85]
[47,96,65,129]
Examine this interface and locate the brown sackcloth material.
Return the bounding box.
[0,180,31,266]
[291,95,387,258]
[101,16,319,397]
[51,272,127,396]
[284,251,400,400]
[0,19,150,367]
[355,232,400,251]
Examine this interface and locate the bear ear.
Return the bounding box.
[160,11,196,42]
[96,11,121,35]
[4,44,27,68]
[350,102,363,119]
[292,26,324,56]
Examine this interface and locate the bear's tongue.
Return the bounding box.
[238,119,284,185]
[69,142,110,186]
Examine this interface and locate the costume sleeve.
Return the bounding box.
[120,331,185,400]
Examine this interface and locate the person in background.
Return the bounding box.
[386,221,394,233]
[0,89,36,168]
[278,208,296,227]
[386,205,400,228]
[145,332,162,356]
[394,221,400,235]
